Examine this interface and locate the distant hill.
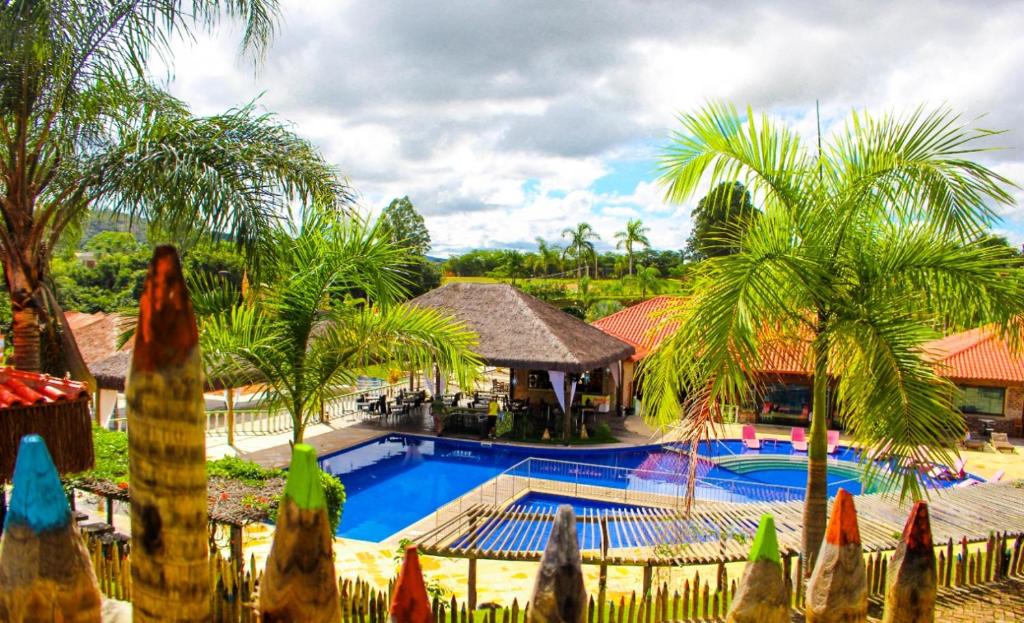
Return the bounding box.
[82,211,147,248]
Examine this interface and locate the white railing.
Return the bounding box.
[106,381,409,437]
[204,381,408,437]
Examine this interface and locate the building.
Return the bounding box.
[592,297,1024,435]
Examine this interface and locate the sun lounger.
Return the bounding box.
[963,432,986,451]
[930,457,966,480]
[990,433,1016,454]
[955,469,1005,487]
[826,429,840,454]
[790,427,807,452]
[742,424,760,450]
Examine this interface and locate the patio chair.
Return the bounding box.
[742,424,761,450]
[990,432,1016,454]
[963,431,986,451]
[790,427,808,452]
[826,430,840,454]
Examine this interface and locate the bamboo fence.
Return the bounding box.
[83,529,1024,623]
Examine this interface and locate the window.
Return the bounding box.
[955,386,1005,416]
[762,384,811,416]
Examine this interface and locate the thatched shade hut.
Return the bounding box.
[410,283,634,438]
[0,368,93,482]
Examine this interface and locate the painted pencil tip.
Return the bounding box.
[749,514,781,564]
[390,546,431,623]
[825,488,861,547]
[132,245,198,373]
[5,434,70,533]
[901,501,933,552]
[283,444,327,510]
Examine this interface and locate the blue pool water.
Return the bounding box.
[316,433,929,541]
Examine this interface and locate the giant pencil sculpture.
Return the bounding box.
[259,444,341,622]
[390,545,432,623]
[805,488,868,623]
[726,513,789,623]
[0,434,102,622]
[881,502,936,623]
[127,246,210,621]
[529,504,587,623]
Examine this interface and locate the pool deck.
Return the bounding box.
[230,409,659,469]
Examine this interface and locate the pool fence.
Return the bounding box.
[78,517,1024,622]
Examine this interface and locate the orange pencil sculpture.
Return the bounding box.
[390,545,432,623]
[726,513,789,623]
[881,502,936,623]
[127,246,210,621]
[529,504,587,623]
[0,434,102,622]
[259,444,341,622]
[805,488,867,623]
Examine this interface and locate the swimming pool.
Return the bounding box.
[317,433,919,541]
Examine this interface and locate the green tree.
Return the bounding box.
[686,182,760,259]
[498,250,528,285]
[625,266,663,299]
[380,196,431,256]
[643,103,1023,567]
[614,218,652,275]
[531,238,562,276]
[0,0,344,374]
[83,231,142,255]
[202,209,482,444]
[562,223,600,279]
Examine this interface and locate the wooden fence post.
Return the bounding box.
[259,444,341,621]
[226,387,235,447]
[391,546,431,622]
[530,505,586,622]
[726,513,788,623]
[881,501,935,623]
[0,435,104,621]
[127,246,210,622]
[468,558,478,611]
[805,489,867,623]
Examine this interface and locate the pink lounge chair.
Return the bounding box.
[826,430,840,454]
[742,424,761,450]
[931,457,967,481]
[955,469,1005,488]
[790,427,808,452]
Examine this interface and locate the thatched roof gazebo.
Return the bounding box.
[410,283,634,372]
[410,283,634,441]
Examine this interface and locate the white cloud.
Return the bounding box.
[155,0,1024,255]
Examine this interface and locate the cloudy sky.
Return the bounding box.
[159,0,1024,256]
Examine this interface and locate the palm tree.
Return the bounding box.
[562,223,600,279]
[0,0,342,374]
[500,250,527,285]
[615,219,652,276]
[627,266,663,299]
[641,103,1023,568]
[202,209,482,444]
[532,238,562,276]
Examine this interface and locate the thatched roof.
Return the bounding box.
[409,283,634,373]
[90,351,132,391]
[90,350,239,392]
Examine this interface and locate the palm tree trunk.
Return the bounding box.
[802,341,830,572]
[11,306,41,371]
[628,252,634,277]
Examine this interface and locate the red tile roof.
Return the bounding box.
[0,368,89,409]
[925,327,1024,385]
[65,311,133,365]
[591,296,682,361]
[592,299,1024,385]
